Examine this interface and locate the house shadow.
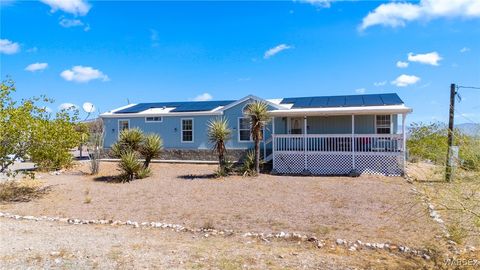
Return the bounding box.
[177,174,217,181]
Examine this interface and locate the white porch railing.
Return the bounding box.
[273,134,403,153]
[272,134,405,176]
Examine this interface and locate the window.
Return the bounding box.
[181,119,193,142]
[238,117,251,142]
[376,115,391,134]
[118,120,129,132]
[145,116,162,122]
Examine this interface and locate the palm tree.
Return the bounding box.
[244,101,270,174]
[207,118,231,171]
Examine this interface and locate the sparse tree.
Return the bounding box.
[244,101,270,174]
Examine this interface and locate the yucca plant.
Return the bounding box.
[207,117,232,173]
[112,128,143,157]
[139,134,163,168]
[244,101,270,174]
[118,151,142,182]
[240,150,257,176]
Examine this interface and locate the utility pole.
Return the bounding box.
[445,83,456,182]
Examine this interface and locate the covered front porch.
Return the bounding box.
[265,111,409,176]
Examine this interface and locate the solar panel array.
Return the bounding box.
[280,93,403,108]
[114,100,235,114]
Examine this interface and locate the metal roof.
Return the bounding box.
[279,93,403,108]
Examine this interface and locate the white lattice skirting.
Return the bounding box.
[273,151,404,176]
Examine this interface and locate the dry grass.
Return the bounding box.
[0,180,49,203]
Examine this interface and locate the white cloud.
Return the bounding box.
[460,47,470,53]
[355,88,366,94]
[60,66,109,83]
[298,0,333,8]
[264,44,293,59]
[40,0,91,16]
[192,93,213,101]
[396,61,409,68]
[25,62,48,72]
[59,18,82,27]
[360,0,480,30]
[58,103,78,111]
[59,18,90,31]
[391,74,421,87]
[374,81,387,87]
[408,51,442,66]
[0,39,20,54]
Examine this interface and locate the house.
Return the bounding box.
[100,93,412,176]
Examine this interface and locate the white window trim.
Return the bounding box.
[117,119,130,137]
[145,116,163,123]
[237,117,265,143]
[374,114,392,134]
[181,118,194,143]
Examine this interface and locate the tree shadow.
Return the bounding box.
[93,175,125,183]
[177,174,217,181]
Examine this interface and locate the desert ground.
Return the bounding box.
[0,161,458,269]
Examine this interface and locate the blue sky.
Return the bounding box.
[1,0,479,124]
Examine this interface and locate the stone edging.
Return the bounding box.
[0,211,433,260]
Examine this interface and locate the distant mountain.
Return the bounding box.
[456,123,480,136]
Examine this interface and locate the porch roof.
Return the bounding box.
[268,104,412,116]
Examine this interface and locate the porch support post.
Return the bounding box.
[303,116,308,174]
[272,117,276,173]
[351,114,355,170]
[402,113,406,174]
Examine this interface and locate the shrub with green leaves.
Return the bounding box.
[207,118,232,175]
[407,122,480,172]
[139,134,163,168]
[118,151,142,182]
[240,150,259,176]
[112,128,162,181]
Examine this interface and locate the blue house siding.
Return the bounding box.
[103,98,275,150]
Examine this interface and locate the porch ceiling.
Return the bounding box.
[268,105,412,117]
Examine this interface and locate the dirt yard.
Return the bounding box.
[2,161,442,248]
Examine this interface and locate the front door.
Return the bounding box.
[289,117,303,134]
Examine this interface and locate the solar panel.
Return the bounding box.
[309,97,328,107]
[115,100,235,114]
[379,94,403,105]
[281,93,403,108]
[345,95,364,106]
[362,95,384,106]
[326,96,345,107]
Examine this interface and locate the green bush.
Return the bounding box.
[118,151,142,182]
[29,110,81,171]
[112,129,162,181]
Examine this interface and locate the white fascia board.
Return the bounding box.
[269,105,413,116]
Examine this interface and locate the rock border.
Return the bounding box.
[0,211,433,260]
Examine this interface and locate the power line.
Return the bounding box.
[457,85,480,90]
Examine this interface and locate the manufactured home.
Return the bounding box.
[100,93,412,176]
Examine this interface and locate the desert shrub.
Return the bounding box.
[111,128,144,157]
[407,122,480,172]
[214,160,234,177]
[136,166,152,179]
[139,134,163,168]
[447,223,468,244]
[0,180,48,202]
[118,151,142,182]
[88,130,104,175]
[240,150,258,176]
